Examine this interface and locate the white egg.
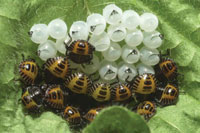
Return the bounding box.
[143,31,163,49]
[140,46,160,66]
[87,13,106,35]
[48,18,67,39]
[103,4,123,25]
[80,54,100,74]
[102,41,122,62]
[89,32,110,52]
[136,63,155,75]
[69,21,89,40]
[99,60,118,81]
[118,62,138,82]
[55,35,70,54]
[29,24,49,44]
[121,45,140,64]
[125,29,143,47]
[140,13,158,32]
[107,24,127,42]
[122,10,140,30]
[37,40,57,61]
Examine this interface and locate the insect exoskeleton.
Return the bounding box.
[64,72,92,94]
[65,40,95,64]
[130,73,158,101]
[88,83,111,102]
[43,56,71,81]
[131,73,157,94]
[111,83,132,102]
[63,106,82,125]
[155,57,178,84]
[21,85,43,113]
[83,107,103,122]
[42,84,66,110]
[137,101,156,120]
[155,83,179,106]
[19,58,40,85]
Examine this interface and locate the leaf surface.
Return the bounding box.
[0,0,200,133]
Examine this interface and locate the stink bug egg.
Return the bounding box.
[102,41,122,62]
[55,35,70,54]
[29,24,49,44]
[143,31,163,49]
[69,21,89,40]
[103,4,123,25]
[140,46,160,66]
[137,63,155,75]
[48,18,67,39]
[122,10,140,30]
[125,29,143,47]
[107,24,127,42]
[87,13,106,35]
[140,13,158,32]
[89,32,110,52]
[99,60,118,81]
[37,40,57,61]
[80,54,100,74]
[121,45,140,64]
[117,62,137,82]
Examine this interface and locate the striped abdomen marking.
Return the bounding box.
[45,85,64,109]
[22,91,37,108]
[137,101,156,120]
[89,83,111,102]
[133,74,157,94]
[71,40,89,55]
[111,84,132,101]
[21,90,39,113]
[64,106,81,124]
[45,57,70,79]
[159,84,179,105]
[64,73,91,94]
[159,59,177,80]
[84,108,102,122]
[19,60,38,84]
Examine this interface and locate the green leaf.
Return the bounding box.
[0,17,20,47]
[182,82,200,101]
[83,106,150,133]
[148,95,200,133]
[0,0,200,133]
[180,51,200,82]
[171,42,196,67]
[0,44,20,84]
[24,112,70,133]
[0,0,25,20]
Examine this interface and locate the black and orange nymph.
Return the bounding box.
[64,72,92,94]
[111,83,132,102]
[44,57,71,79]
[156,57,178,81]
[129,73,158,102]
[131,73,157,95]
[42,84,66,111]
[83,107,103,123]
[63,106,82,125]
[155,83,179,106]
[65,39,95,64]
[137,101,156,120]
[154,50,179,85]
[19,57,40,85]
[21,85,43,113]
[43,56,71,83]
[88,82,111,102]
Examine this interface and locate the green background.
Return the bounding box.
[0,0,200,132]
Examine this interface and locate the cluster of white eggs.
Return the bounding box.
[29,4,163,83]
